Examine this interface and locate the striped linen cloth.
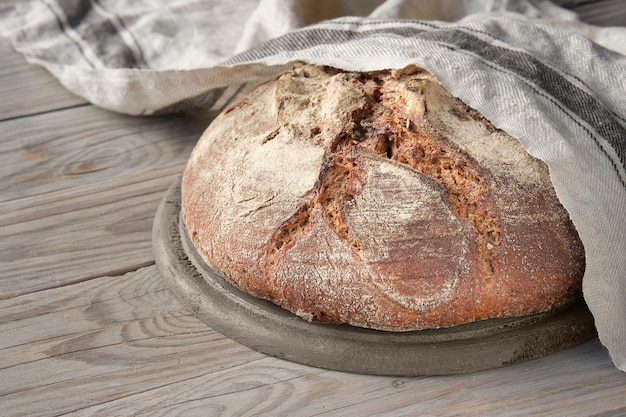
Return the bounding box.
[1,0,625,372]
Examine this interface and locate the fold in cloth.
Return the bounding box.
[2,0,625,372]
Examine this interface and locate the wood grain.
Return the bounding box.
[0,105,212,201]
[0,266,265,417]
[572,0,626,26]
[0,105,214,297]
[75,341,624,417]
[0,166,177,297]
[1,265,623,417]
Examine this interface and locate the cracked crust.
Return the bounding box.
[181,63,585,331]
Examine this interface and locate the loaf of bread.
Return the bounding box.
[181,63,585,331]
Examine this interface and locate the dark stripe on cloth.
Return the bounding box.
[94,0,148,68]
[56,0,140,68]
[421,28,626,173]
[44,0,96,68]
[227,23,626,177]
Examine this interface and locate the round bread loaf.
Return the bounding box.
[181,63,585,331]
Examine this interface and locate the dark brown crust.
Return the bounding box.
[182,64,585,331]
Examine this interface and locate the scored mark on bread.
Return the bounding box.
[264,67,502,285]
[262,128,280,144]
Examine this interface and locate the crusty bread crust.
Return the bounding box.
[181,63,585,331]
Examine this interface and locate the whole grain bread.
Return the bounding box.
[181,63,585,331]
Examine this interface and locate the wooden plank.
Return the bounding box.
[0,105,212,201]
[0,266,265,417]
[572,0,626,27]
[60,340,626,417]
[0,105,213,297]
[0,39,87,121]
[2,263,623,417]
[0,166,177,297]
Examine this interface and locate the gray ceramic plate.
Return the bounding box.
[153,176,596,375]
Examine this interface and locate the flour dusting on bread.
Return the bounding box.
[182,63,585,331]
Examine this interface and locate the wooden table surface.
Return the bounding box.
[1,25,626,416]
